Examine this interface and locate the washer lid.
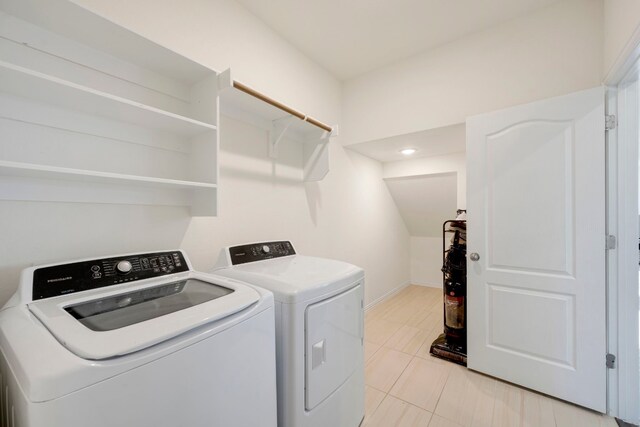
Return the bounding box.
[214,255,364,303]
[28,272,260,360]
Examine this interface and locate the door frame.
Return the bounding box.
[604,25,640,424]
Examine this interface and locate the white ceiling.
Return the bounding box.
[346,123,465,163]
[235,0,561,79]
[384,173,457,237]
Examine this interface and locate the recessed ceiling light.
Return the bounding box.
[400,148,417,156]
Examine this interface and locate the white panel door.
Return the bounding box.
[466,87,606,412]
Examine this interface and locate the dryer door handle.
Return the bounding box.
[311,340,326,369]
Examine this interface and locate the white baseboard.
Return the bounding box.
[365,280,410,311]
[411,281,442,289]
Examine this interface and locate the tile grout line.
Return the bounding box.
[431,369,476,427]
[372,290,449,396]
[370,286,620,427]
[362,387,387,424]
[429,359,455,421]
[366,384,388,394]
[363,396,387,423]
[378,302,444,356]
[366,287,449,420]
[377,318,428,393]
[384,354,411,396]
[364,340,383,367]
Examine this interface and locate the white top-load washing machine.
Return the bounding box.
[213,241,365,427]
[0,250,277,427]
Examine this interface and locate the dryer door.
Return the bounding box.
[305,282,363,410]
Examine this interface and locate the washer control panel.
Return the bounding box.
[228,241,295,265]
[32,251,188,300]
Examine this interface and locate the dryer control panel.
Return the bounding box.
[228,241,296,265]
[32,251,189,300]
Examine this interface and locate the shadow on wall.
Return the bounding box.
[0,202,192,306]
[218,115,321,223]
[383,172,458,287]
[220,116,304,169]
[178,115,325,269]
[304,181,321,226]
[0,113,345,308]
[384,172,457,238]
[217,116,310,187]
[0,116,314,306]
[220,166,302,186]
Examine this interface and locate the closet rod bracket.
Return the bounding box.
[269,115,297,158]
[325,124,339,139]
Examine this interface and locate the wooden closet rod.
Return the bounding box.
[233,81,333,133]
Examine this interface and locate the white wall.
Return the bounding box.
[410,237,443,287]
[384,173,457,237]
[183,117,411,305]
[0,0,410,306]
[383,154,465,289]
[603,0,640,78]
[384,153,465,287]
[384,152,467,209]
[75,0,340,122]
[342,0,603,145]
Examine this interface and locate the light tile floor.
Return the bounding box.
[363,285,618,427]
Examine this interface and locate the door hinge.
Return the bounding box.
[605,114,617,131]
[606,353,616,369]
[606,235,616,250]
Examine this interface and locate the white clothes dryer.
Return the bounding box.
[0,250,277,427]
[213,241,365,427]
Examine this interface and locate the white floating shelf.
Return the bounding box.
[0,161,217,190]
[1,0,214,86]
[0,61,217,137]
[0,161,217,215]
[0,0,220,216]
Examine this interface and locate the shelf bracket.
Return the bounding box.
[217,68,233,91]
[269,115,297,159]
[321,124,339,141]
[303,125,338,182]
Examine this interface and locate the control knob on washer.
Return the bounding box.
[116,260,133,274]
[261,245,271,254]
